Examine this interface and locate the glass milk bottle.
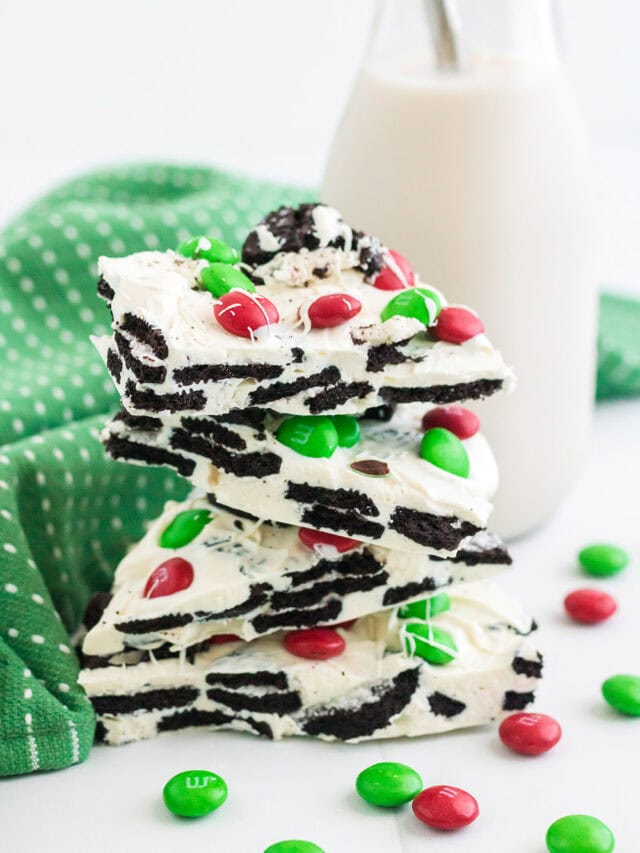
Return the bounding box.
[322,0,596,539]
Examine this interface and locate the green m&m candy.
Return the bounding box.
[276,416,339,459]
[402,623,457,664]
[331,414,360,448]
[546,814,615,853]
[356,761,423,807]
[162,769,228,818]
[159,509,212,549]
[177,235,239,264]
[398,592,451,621]
[420,427,470,478]
[602,674,640,716]
[264,842,325,853]
[380,287,442,327]
[578,543,629,577]
[200,262,256,298]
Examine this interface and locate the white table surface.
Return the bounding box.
[1,396,638,853]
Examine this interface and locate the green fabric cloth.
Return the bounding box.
[0,163,637,777]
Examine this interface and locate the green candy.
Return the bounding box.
[276,416,339,459]
[331,415,361,448]
[578,543,629,577]
[177,235,239,264]
[398,592,451,621]
[402,623,457,664]
[602,674,640,716]
[159,509,212,549]
[200,262,256,298]
[380,287,442,327]
[355,761,423,808]
[162,769,228,818]
[546,814,615,853]
[264,843,325,853]
[420,427,470,478]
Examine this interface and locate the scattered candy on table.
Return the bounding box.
[601,674,640,716]
[201,263,256,297]
[283,627,346,660]
[162,770,228,818]
[420,427,470,477]
[143,557,194,598]
[401,623,457,664]
[421,405,480,440]
[306,293,362,328]
[380,287,442,326]
[213,290,279,338]
[433,306,484,343]
[159,508,212,549]
[545,814,615,853]
[277,415,339,458]
[373,249,414,290]
[263,842,325,853]
[412,785,479,831]
[499,713,562,756]
[355,761,423,808]
[578,543,629,577]
[564,589,617,624]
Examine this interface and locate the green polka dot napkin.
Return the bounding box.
[0,163,636,777]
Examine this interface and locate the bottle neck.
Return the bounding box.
[369,0,562,71]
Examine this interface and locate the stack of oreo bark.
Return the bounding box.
[79,204,542,746]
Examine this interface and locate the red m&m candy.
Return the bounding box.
[208,634,242,645]
[564,589,617,624]
[307,293,362,328]
[284,628,346,660]
[499,712,562,756]
[412,785,479,831]
[433,307,484,343]
[421,405,480,440]
[143,558,194,599]
[374,250,414,291]
[213,290,279,338]
[298,527,360,554]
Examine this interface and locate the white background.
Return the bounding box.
[0,0,639,296]
[0,2,639,852]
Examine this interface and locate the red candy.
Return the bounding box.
[564,588,617,624]
[208,634,242,645]
[421,405,480,440]
[499,712,562,756]
[412,785,479,831]
[284,627,346,660]
[143,558,194,599]
[213,290,279,338]
[298,527,360,554]
[307,293,362,328]
[433,306,484,343]
[374,249,414,291]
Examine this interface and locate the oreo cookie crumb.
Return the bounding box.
[286,482,378,517]
[306,381,373,413]
[206,671,289,690]
[300,505,384,540]
[104,434,196,478]
[302,668,420,740]
[428,692,466,718]
[170,429,281,478]
[120,312,168,360]
[206,687,303,716]
[125,380,206,413]
[252,600,343,633]
[181,416,247,451]
[173,362,283,386]
[97,276,115,302]
[512,654,543,678]
[366,343,410,373]
[382,575,437,606]
[503,690,536,711]
[113,408,162,432]
[249,366,340,406]
[106,349,122,383]
[92,686,199,715]
[389,506,480,551]
[381,379,504,405]
[114,331,166,384]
